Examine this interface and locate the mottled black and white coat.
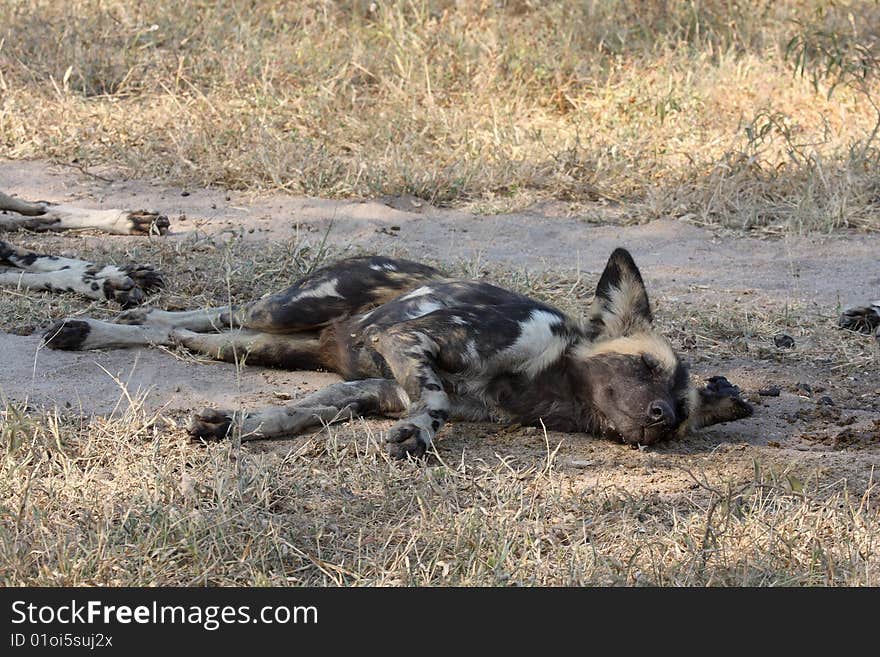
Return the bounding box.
[44,249,753,458]
[0,190,168,306]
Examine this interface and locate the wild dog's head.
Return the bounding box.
[568,248,751,445]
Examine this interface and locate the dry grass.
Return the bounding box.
[2,2,879,585]
[2,1,880,232]
[1,232,878,586]
[2,400,878,586]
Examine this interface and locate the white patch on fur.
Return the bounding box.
[573,332,678,371]
[400,285,434,301]
[501,310,569,378]
[288,279,344,303]
[450,315,469,326]
[0,264,128,300]
[465,340,479,362]
[31,205,134,235]
[369,262,399,272]
[407,300,444,319]
[421,389,449,410]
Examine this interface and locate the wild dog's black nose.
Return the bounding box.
[647,400,674,425]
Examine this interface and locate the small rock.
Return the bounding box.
[796,382,813,394]
[758,386,781,397]
[767,440,781,448]
[774,333,795,349]
[818,395,834,406]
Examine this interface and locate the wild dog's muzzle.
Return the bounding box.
[637,399,677,445]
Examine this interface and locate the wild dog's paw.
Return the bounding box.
[698,375,753,425]
[706,375,753,419]
[723,394,753,421]
[385,421,429,459]
[705,375,741,398]
[123,210,170,236]
[88,265,161,308]
[839,302,880,334]
[101,276,145,308]
[42,319,91,350]
[120,265,164,294]
[103,265,163,309]
[188,409,233,441]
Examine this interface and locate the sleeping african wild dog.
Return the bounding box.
[0,190,168,306]
[43,248,753,457]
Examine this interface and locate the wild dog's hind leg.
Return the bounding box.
[43,318,325,371]
[115,255,444,336]
[188,379,410,442]
[42,317,175,350]
[0,240,162,307]
[115,256,442,334]
[0,192,169,235]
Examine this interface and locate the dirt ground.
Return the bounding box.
[2,159,879,504]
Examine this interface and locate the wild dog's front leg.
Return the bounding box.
[115,306,240,331]
[0,240,163,306]
[371,328,453,459]
[188,379,410,441]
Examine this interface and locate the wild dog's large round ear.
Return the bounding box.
[587,248,653,338]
